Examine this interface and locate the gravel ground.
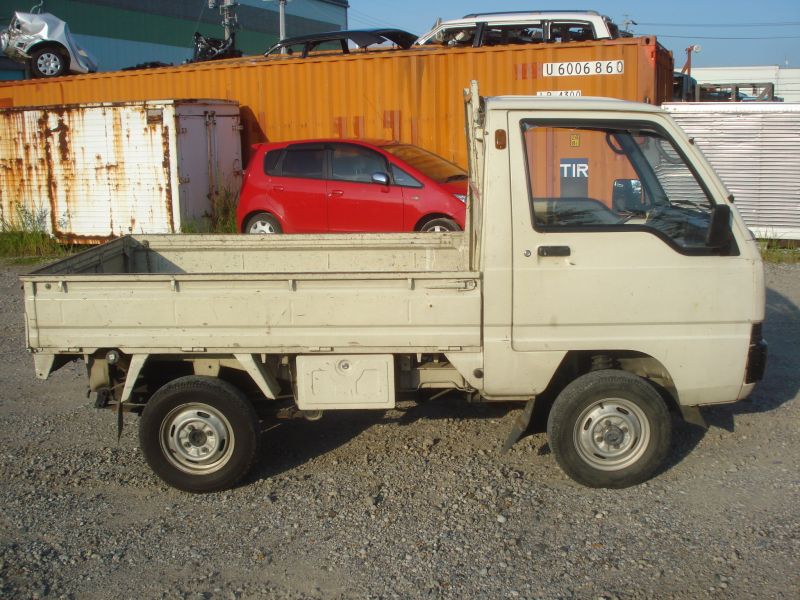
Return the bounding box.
[0,261,798,599]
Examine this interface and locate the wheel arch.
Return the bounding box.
[241,209,283,233]
[28,40,70,57]
[530,350,681,431]
[414,212,455,231]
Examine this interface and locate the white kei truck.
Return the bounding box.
[21,83,767,493]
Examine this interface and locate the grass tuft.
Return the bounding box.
[181,189,239,234]
[758,238,799,264]
[0,205,72,259]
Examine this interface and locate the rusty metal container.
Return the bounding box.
[0,37,672,168]
[0,99,242,241]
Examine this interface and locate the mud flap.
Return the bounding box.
[501,398,536,453]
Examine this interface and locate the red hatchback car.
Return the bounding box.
[236,140,468,234]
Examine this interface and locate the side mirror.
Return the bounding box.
[612,179,643,212]
[371,172,390,186]
[706,204,733,248]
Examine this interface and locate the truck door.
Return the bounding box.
[506,113,752,405]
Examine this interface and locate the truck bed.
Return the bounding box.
[22,234,481,355]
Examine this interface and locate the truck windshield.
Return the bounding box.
[383,145,467,184]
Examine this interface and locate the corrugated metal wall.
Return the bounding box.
[665,102,800,239]
[0,37,672,167]
[0,99,241,241]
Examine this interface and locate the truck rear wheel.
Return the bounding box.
[139,376,260,493]
[546,370,670,488]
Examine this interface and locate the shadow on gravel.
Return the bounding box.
[246,286,799,486]
[247,394,514,484]
[663,285,800,472]
[704,287,799,428]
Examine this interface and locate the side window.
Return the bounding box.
[263,149,282,175]
[483,24,545,46]
[331,145,388,184]
[431,26,477,47]
[390,165,422,188]
[280,146,325,179]
[548,21,596,42]
[522,122,719,251]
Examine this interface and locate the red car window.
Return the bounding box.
[331,145,388,183]
[280,147,325,179]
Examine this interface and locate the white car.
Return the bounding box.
[1,11,97,78]
[415,10,627,48]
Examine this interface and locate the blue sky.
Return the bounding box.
[344,0,800,68]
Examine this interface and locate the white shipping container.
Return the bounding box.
[664,102,800,240]
[0,99,242,242]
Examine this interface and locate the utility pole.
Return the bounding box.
[264,0,292,41]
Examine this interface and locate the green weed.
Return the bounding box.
[758,238,799,264]
[181,189,239,234]
[0,205,71,259]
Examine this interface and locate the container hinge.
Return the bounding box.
[58,280,67,292]
[309,347,333,353]
[181,347,207,352]
[66,347,82,353]
[170,278,179,292]
[179,176,190,184]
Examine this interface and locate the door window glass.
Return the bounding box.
[280,146,325,179]
[522,122,718,250]
[331,145,388,183]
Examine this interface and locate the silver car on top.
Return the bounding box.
[1,11,97,78]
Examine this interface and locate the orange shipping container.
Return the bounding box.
[0,37,672,167]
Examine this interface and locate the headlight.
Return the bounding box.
[453,194,467,203]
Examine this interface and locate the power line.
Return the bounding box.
[637,21,800,27]
[657,34,800,40]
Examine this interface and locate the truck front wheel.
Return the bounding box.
[546,370,671,488]
[139,376,261,493]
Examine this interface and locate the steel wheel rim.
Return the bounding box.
[160,403,235,474]
[573,397,650,471]
[36,52,62,76]
[248,219,277,234]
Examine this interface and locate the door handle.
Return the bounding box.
[329,189,344,198]
[538,246,571,257]
[271,185,284,191]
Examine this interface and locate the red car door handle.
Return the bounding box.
[329,189,344,198]
[272,185,285,191]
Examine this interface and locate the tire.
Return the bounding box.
[419,217,461,233]
[30,46,67,78]
[245,212,282,234]
[546,370,671,488]
[139,376,260,493]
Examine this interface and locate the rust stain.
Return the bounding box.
[161,124,175,232]
[36,110,59,235]
[57,231,116,244]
